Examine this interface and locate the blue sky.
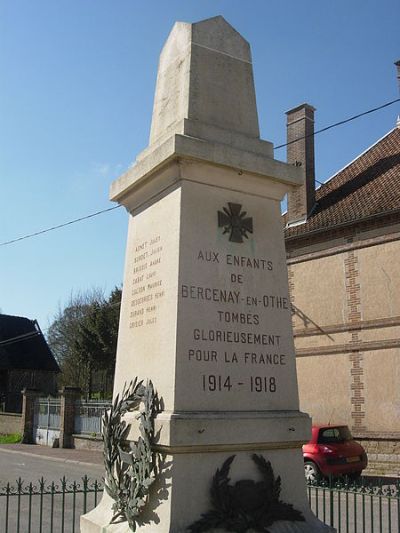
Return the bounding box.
[1,0,399,331]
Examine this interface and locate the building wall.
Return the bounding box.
[5,370,58,412]
[286,219,400,472]
[0,412,22,434]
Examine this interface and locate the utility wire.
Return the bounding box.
[0,331,40,346]
[0,205,122,247]
[1,98,399,248]
[274,97,400,150]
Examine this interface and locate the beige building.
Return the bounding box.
[284,104,400,476]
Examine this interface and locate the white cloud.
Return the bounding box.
[93,163,111,176]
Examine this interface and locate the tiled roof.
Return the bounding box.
[0,314,60,372]
[284,127,400,239]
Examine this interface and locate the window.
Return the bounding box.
[318,426,353,444]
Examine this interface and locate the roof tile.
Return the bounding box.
[285,128,400,238]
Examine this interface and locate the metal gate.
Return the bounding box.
[74,400,111,436]
[33,397,61,446]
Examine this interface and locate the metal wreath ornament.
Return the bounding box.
[102,378,160,531]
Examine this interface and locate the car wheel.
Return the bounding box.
[304,461,320,483]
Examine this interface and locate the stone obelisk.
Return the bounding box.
[82,16,334,533]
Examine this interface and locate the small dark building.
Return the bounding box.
[0,314,60,412]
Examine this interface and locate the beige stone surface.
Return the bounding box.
[358,240,400,320]
[291,254,347,330]
[113,185,181,412]
[297,354,352,427]
[109,15,302,208]
[175,179,299,412]
[149,16,260,146]
[152,410,310,449]
[361,324,400,343]
[113,171,303,417]
[294,330,349,351]
[110,133,302,208]
[363,350,400,432]
[82,15,333,533]
[82,448,332,533]
[287,234,348,259]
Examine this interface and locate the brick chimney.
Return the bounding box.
[395,60,400,91]
[394,61,400,128]
[286,103,316,224]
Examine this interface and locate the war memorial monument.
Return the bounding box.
[81,15,334,533]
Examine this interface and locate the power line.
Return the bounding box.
[274,97,400,150]
[1,98,399,248]
[0,205,122,247]
[0,330,40,346]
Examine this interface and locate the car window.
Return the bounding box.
[318,427,353,443]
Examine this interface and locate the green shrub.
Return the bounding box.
[0,433,21,444]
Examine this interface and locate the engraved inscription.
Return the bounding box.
[183,246,292,397]
[129,235,164,329]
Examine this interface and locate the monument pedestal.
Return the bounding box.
[82,16,334,533]
[82,423,330,532]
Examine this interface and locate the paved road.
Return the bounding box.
[0,445,104,483]
[0,445,105,532]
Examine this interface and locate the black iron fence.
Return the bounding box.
[307,477,400,532]
[1,475,399,532]
[0,476,103,533]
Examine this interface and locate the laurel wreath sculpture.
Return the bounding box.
[188,454,305,533]
[102,378,161,531]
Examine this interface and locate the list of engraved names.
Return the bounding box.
[129,235,164,329]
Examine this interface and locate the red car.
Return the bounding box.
[303,425,368,482]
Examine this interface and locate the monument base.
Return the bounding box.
[82,507,334,533]
[81,412,335,532]
[81,470,334,533]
